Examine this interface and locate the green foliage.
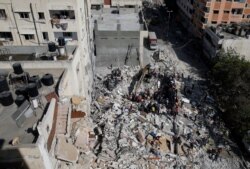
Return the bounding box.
[211,50,250,137]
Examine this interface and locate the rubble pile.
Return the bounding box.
[89,60,249,168]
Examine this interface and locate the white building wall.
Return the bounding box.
[0,0,91,46]
[111,0,142,7]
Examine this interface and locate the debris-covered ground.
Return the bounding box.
[90,50,250,169]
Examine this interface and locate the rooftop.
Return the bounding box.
[0,45,77,62]
[207,23,250,40]
[0,67,64,149]
[92,8,142,31]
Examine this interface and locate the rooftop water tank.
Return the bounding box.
[29,75,42,89]
[15,95,26,107]
[15,85,28,97]
[0,91,14,106]
[48,42,57,52]
[0,76,9,93]
[41,74,54,86]
[12,63,24,75]
[27,83,39,98]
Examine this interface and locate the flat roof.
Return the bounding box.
[0,45,77,62]
[0,68,64,149]
[92,8,141,31]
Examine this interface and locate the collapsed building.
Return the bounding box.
[89,49,249,168]
[203,23,250,60]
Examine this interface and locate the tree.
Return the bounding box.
[211,50,250,138]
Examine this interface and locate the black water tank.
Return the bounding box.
[48,42,57,52]
[0,91,14,106]
[29,75,42,89]
[12,63,24,75]
[27,83,39,97]
[58,37,66,46]
[15,85,27,96]
[0,76,9,93]
[41,74,54,86]
[15,95,26,107]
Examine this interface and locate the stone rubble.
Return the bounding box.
[56,49,249,169]
[87,53,249,169]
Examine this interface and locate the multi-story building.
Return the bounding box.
[177,0,250,37]
[0,0,91,47]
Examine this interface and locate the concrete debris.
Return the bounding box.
[55,137,79,163]
[88,61,248,169]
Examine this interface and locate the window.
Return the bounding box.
[42,32,49,41]
[24,34,34,40]
[211,21,217,24]
[50,10,75,19]
[19,12,29,19]
[224,11,230,14]
[231,8,243,15]
[63,32,72,37]
[0,32,13,40]
[38,12,45,19]
[213,10,219,14]
[0,9,7,19]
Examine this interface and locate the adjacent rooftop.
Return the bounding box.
[92,8,142,31]
[0,45,77,62]
[0,66,64,149]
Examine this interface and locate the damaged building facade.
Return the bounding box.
[0,42,94,168]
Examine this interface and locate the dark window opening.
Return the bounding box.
[19,12,29,19]
[0,32,13,41]
[38,12,45,19]
[24,34,35,40]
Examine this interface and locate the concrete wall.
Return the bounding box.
[95,29,140,67]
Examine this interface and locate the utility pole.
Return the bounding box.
[166,10,173,38]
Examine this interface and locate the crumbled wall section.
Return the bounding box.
[45,92,59,152]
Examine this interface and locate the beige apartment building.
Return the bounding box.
[0,0,91,46]
[177,0,250,37]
